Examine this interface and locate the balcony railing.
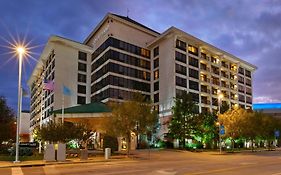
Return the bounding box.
[201,89,210,93]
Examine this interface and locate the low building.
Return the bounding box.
[253,103,281,118]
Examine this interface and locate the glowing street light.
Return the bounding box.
[14,45,26,163]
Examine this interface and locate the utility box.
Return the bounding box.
[44,144,55,162]
[105,148,111,160]
[80,149,88,160]
[57,143,66,161]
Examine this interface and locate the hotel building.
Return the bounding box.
[28,13,257,137]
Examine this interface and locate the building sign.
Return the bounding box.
[91,24,109,47]
[19,142,37,147]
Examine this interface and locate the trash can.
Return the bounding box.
[80,149,88,160]
[105,148,111,160]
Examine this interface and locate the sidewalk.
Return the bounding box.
[0,155,130,168]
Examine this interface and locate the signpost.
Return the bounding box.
[219,124,225,154]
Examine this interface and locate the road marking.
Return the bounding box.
[11,167,23,175]
[155,169,177,175]
[271,172,281,175]
[44,165,60,175]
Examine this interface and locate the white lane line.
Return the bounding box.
[271,173,281,175]
[11,167,23,175]
[43,165,59,175]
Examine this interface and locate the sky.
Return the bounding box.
[0,0,281,112]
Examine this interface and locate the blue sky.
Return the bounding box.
[0,0,281,111]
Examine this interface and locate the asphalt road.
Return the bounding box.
[2,149,281,175]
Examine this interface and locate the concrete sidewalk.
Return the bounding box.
[0,155,130,168]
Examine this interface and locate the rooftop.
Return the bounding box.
[53,102,111,114]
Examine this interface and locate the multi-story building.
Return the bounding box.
[28,13,257,137]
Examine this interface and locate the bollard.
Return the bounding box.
[105,148,111,160]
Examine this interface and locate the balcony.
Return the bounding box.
[212,80,220,86]
[201,77,210,83]
[221,73,229,79]
[222,63,229,69]
[201,53,209,61]
[221,83,229,88]
[212,70,220,75]
[201,88,210,93]
[202,100,210,105]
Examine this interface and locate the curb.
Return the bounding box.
[0,158,122,169]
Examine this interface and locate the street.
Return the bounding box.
[2,149,281,175]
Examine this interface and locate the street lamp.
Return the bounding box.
[14,46,25,163]
[217,90,224,154]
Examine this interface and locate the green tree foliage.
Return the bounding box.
[0,96,16,145]
[196,112,217,149]
[168,92,199,148]
[103,93,157,155]
[37,121,88,143]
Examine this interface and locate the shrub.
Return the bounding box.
[9,147,33,156]
[103,135,118,153]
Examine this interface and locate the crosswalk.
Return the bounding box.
[2,166,60,175]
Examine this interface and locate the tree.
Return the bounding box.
[220,101,230,114]
[168,92,199,148]
[196,112,218,149]
[37,121,88,144]
[218,107,247,149]
[0,96,16,146]
[103,93,157,156]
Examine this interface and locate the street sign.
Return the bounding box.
[220,125,225,135]
[19,142,37,147]
[275,130,280,138]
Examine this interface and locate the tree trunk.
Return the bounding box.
[126,132,131,157]
[251,139,254,152]
[182,138,186,149]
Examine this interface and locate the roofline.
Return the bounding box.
[83,13,159,44]
[27,35,92,86]
[148,27,257,71]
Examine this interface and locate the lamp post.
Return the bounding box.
[14,46,25,163]
[217,90,224,154]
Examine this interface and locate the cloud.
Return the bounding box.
[0,0,280,110]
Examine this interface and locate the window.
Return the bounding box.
[154,70,159,80]
[189,80,199,90]
[188,45,198,56]
[239,67,244,74]
[175,51,186,63]
[78,73,86,83]
[154,93,159,103]
[246,79,251,86]
[154,58,159,69]
[246,96,252,104]
[176,39,186,51]
[77,96,86,104]
[246,87,252,95]
[245,70,251,78]
[239,94,245,102]
[175,64,187,75]
[154,81,159,91]
[78,85,86,94]
[176,76,187,87]
[78,63,87,72]
[189,57,199,67]
[238,76,244,84]
[190,92,199,102]
[78,51,87,61]
[154,47,159,57]
[238,85,244,93]
[189,68,199,79]
[176,89,185,98]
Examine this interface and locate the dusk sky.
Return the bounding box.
[0,0,280,112]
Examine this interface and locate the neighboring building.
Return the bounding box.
[253,103,281,118]
[28,13,257,138]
